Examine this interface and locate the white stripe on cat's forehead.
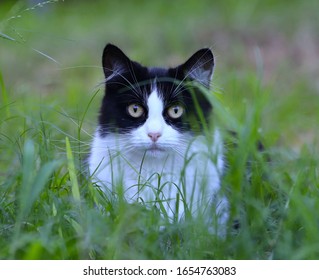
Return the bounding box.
[147,85,164,117]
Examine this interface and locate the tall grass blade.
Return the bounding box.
[10,139,60,256]
[18,140,61,219]
[65,136,81,203]
[0,71,10,118]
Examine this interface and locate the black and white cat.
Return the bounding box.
[89,44,227,227]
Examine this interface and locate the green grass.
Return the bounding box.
[1,0,319,259]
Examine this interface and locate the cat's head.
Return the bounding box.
[98,44,214,157]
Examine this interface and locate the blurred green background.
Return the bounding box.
[1,0,318,150]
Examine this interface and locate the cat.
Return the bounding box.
[88,44,228,229]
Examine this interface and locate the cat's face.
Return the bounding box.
[97,44,214,157]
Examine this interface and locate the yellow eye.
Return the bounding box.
[167,105,184,119]
[127,103,144,118]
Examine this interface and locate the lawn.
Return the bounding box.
[0,0,319,259]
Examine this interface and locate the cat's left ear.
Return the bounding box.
[102,43,131,81]
[178,48,214,87]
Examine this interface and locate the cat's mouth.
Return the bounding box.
[146,144,166,153]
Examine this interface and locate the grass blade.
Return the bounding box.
[0,71,10,118]
[0,32,16,41]
[65,136,81,203]
[18,140,61,219]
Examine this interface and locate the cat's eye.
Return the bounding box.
[127,103,144,118]
[167,105,184,119]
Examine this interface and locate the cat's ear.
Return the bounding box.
[178,48,214,87]
[102,44,131,80]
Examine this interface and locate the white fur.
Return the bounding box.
[88,88,227,226]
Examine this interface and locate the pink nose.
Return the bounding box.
[148,132,162,142]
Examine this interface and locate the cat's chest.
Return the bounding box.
[89,130,224,195]
[124,150,183,182]
[88,130,224,220]
[90,137,185,187]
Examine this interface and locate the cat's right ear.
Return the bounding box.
[178,48,214,87]
[102,44,130,80]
